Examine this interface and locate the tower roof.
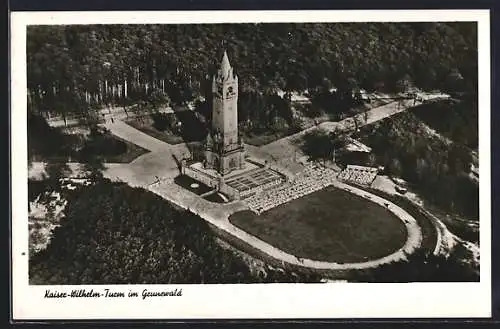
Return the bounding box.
[220,50,231,77]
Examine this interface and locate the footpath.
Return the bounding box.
[97,121,426,271]
[260,98,423,163]
[33,94,444,271]
[144,174,423,270]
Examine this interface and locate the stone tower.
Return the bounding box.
[204,50,245,175]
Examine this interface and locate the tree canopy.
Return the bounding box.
[356,111,478,219]
[411,97,478,149]
[29,180,322,284]
[300,129,346,162]
[28,112,137,164]
[27,22,477,118]
[352,247,478,282]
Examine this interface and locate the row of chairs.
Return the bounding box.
[337,165,378,186]
[246,164,338,214]
[239,177,284,198]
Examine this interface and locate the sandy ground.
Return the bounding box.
[29,191,67,255]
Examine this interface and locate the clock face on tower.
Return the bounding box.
[226,86,234,99]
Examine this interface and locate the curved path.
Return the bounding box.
[88,106,428,270]
[29,157,430,271]
[103,120,175,152]
[30,158,429,270]
[260,98,423,163]
[135,172,423,270]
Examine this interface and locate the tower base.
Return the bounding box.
[204,146,246,176]
[180,158,285,201]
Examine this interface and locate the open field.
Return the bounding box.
[126,119,185,145]
[230,185,407,263]
[29,135,149,164]
[207,222,351,281]
[350,184,439,254]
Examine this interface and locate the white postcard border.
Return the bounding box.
[11,10,491,319]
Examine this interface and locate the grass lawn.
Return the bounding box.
[229,186,407,263]
[350,184,438,254]
[424,203,478,244]
[95,135,149,163]
[29,135,149,164]
[99,136,149,163]
[207,222,348,280]
[174,175,213,195]
[242,128,299,147]
[126,119,185,145]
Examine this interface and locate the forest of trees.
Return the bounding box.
[27,23,477,126]
[29,179,323,284]
[300,128,346,163]
[28,112,80,161]
[28,111,138,164]
[27,23,480,283]
[352,247,478,282]
[298,106,478,220]
[411,96,478,149]
[29,176,479,283]
[356,112,478,219]
[30,177,478,284]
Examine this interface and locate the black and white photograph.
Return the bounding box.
[11,10,491,319]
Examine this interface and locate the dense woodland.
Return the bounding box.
[410,96,478,149]
[27,111,142,163]
[27,23,476,128]
[29,179,323,284]
[353,247,478,282]
[30,178,478,283]
[357,111,478,219]
[28,23,480,282]
[299,106,478,220]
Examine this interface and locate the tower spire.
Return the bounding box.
[205,48,244,175]
[220,50,231,77]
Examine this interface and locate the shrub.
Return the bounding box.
[79,130,128,159]
[151,112,169,131]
